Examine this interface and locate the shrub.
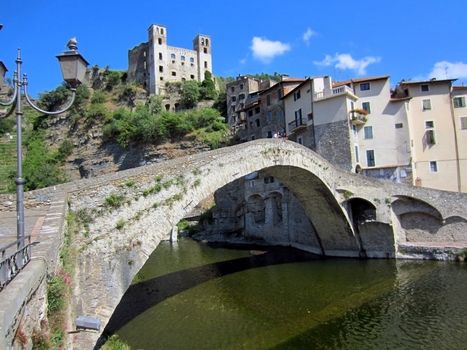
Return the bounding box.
[47,275,66,314]
[87,103,108,120]
[91,90,107,104]
[39,85,71,111]
[56,139,74,161]
[102,335,131,350]
[105,193,126,208]
[0,117,15,136]
[105,71,122,91]
[180,80,200,108]
[200,70,218,100]
[23,133,66,190]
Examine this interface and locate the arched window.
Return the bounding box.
[181,55,186,61]
[171,53,176,60]
[190,57,195,63]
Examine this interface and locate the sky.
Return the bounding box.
[1,0,467,97]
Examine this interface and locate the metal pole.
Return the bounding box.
[14,49,25,251]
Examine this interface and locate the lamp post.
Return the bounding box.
[0,39,88,261]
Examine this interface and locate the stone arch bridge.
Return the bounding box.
[52,139,466,347]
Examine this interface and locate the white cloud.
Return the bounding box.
[427,61,467,80]
[251,37,291,63]
[314,53,381,75]
[303,28,317,44]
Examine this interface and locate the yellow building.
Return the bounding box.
[400,79,464,192]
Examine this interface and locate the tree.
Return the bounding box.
[180,80,200,109]
[200,70,218,100]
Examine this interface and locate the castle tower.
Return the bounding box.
[148,24,168,95]
[193,34,212,81]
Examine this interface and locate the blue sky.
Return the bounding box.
[2,0,467,96]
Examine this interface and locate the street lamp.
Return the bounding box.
[0,39,88,264]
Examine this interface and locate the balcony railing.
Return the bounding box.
[288,118,307,132]
[314,85,355,101]
[349,109,368,125]
[0,236,35,291]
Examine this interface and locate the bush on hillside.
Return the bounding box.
[103,106,228,148]
[180,81,200,108]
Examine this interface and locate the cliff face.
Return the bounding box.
[43,110,211,182]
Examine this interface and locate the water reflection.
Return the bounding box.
[106,239,467,350]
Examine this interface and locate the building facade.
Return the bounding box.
[399,79,464,192]
[128,24,213,95]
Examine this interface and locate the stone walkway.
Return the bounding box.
[0,207,49,256]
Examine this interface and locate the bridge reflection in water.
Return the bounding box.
[101,239,467,350]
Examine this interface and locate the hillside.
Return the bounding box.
[0,68,230,193]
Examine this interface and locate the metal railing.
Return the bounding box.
[288,118,307,132]
[0,235,35,290]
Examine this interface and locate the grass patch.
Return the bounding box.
[102,334,131,350]
[116,219,126,230]
[105,193,126,208]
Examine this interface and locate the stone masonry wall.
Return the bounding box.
[314,120,353,171]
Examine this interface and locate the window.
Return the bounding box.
[461,116,467,130]
[355,145,359,163]
[426,130,436,145]
[239,94,245,100]
[230,86,235,93]
[248,110,253,117]
[239,84,244,90]
[429,161,438,172]
[395,123,403,129]
[255,107,260,114]
[181,55,186,61]
[203,48,207,54]
[251,135,255,140]
[206,39,209,46]
[267,111,272,123]
[190,75,195,79]
[293,90,301,101]
[266,94,271,106]
[159,66,163,73]
[362,102,371,114]
[352,124,357,136]
[204,61,208,68]
[171,53,176,60]
[158,38,162,45]
[158,52,163,60]
[454,96,466,108]
[294,109,303,125]
[171,71,176,76]
[264,176,275,184]
[360,83,370,91]
[364,126,373,139]
[231,96,237,102]
[190,57,195,63]
[425,120,434,129]
[160,77,164,81]
[267,131,272,138]
[421,84,429,92]
[422,99,431,111]
[255,119,260,127]
[160,28,164,35]
[366,150,375,167]
[298,137,303,145]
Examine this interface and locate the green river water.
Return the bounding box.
[112,238,467,350]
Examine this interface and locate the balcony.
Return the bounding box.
[349,109,368,125]
[288,118,307,133]
[313,85,355,101]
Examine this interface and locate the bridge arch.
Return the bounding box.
[71,139,429,347]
